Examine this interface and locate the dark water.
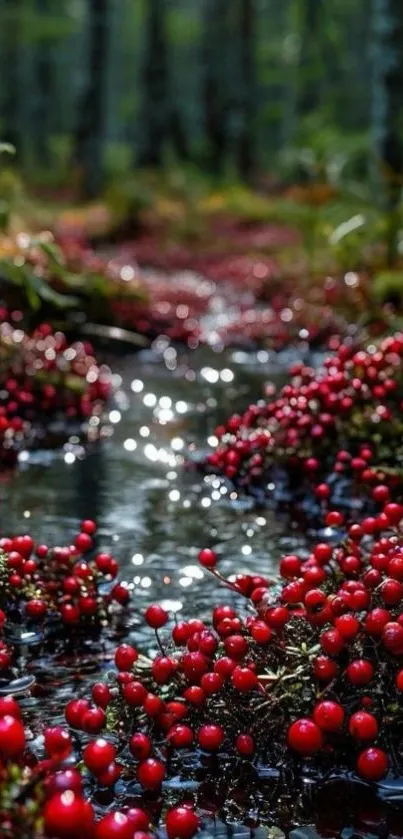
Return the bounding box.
[1,341,400,838]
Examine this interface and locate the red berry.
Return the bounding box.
[83,738,116,775]
[357,747,388,781]
[167,724,194,748]
[137,757,166,789]
[166,806,199,839]
[0,696,21,719]
[313,656,338,682]
[115,644,138,671]
[144,604,168,628]
[91,683,111,708]
[95,812,132,839]
[334,614,360,640]
[82,707,106,734]
[0,715,25,759]
[346,660,374,686]
[382,621,403,655]
[320,628,345,657]
[348,711,378,742]
[198,548,217,568]
[235,733,255,756]
[313,701,345,732]
[81,519,97,535]
[44,792,93,839]
[198,724,224,752]
[129,732,152,760]
[65,698,90,729]
[44,727,72,760]
[74,532,93,553]
[231,666,258,692]
[384,503,403,526]
[287,718,323,756]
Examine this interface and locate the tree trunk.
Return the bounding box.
[238,0,255,179]
[297,0,323,118]
[73,0,110,198]
[33,0,52,167]
[371,0,403,265]
[1,0,21,152]
[202,0,230,174]
[137,0,169,168]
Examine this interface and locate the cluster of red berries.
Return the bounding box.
[206,333,403,502]
[0,520,129,634]
[0,311,111,464]
[72,500,403,792]
[0,693,200,838]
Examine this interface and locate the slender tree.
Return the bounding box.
[238,0,256,179]
[33,0,52,167]
[202,0,230,174]
[0,0,22,151]
[297,0,323,119]
[73,0,110,197]
[371,0,403,265]
[137,0,169,167]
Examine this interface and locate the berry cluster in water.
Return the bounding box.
[0,695,199,838]
[206,333,403,503]
[0,312,111,465]
[0,520,129,670]
[58,497,403,827]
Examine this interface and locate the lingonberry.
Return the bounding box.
[0,696,21,719]
[165,806,200,839]
[144,604,169,628]
[357,747,389,781]
[287,718,323,755]
[198,724,224,751]
[198,548,217,568]
[0,715,25,759]
[346,659,374,685]
[137,757,166,789]
[348,711,378,741]
[82,706,106,734]
[231,666,258,692]
[320,628,345,656]
[334,614,360,640]
[65,698,90,729]
[94,811,133,839]
[235,733,255,756]
[382,621,403,655]
[83,738,116,775]
[313,701,345,732]
[44,791,93,839]
[123,681,147,706]
[129,732,152,760]
[44,727,72,760]
[115,644,138,671]
[91,683,111,708]
[167,724,194,748]
[313,655,338,681]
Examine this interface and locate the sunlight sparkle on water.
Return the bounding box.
[109,410,121,424]
[123,438,137,452]
[131,379,144,393]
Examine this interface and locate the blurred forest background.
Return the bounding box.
[0,0,402,192]
[0,0,403,274]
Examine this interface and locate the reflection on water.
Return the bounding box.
[0,343,397,837]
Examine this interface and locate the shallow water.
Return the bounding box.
[1,341,400,838]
